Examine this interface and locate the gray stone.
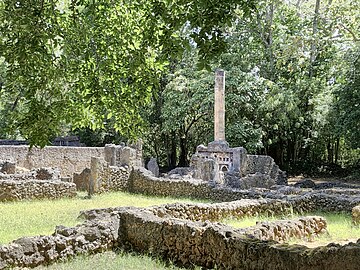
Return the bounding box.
[168,167,192,177]
[352,205,360,225]
[294,179,316,188]
[73,168,91,191]
[0,161,16,174]
[35,167,60,180]
[147,158,159,177]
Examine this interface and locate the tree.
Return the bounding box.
[0,0,256,147]
[335,47,360,149]
[161,60,214,167]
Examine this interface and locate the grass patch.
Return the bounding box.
[0,191,206,244]
[223,212,360,246]
[34,251,193,270]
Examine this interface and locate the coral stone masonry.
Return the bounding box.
[189,70,286,188]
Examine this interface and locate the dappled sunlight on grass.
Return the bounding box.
[0,191,206,244]
[223,212,360,246]
[34,251,192,270]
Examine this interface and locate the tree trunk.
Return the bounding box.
[327,140,334,163]
[334,137,340,164]
[178,136,189,167]
[309,0,321,77]
[167,131,177,170]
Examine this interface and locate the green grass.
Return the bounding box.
[34,251,193,270]
[0,191,205,244]
[223,212,360,246]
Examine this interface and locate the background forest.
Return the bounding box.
[0,0,359,176]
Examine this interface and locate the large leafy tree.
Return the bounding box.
[0,0,255,146]
[335,48,360,149]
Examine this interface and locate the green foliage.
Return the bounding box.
[142,51,214,168]
[0,0,67,146]
[335,48,360,149]
[0,0,256,147]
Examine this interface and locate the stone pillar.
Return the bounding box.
[214,69,225,141]
[104,144,116,166]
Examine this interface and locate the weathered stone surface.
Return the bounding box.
[0,180,76,202]
[0,197,360,270]
[0,212,119,269]
[149,199,293,222]
[294,179,316,188]
[0,161,16,174]
[190,156,217,182]
[167,167,193,179]
[352,205,360,225]
[147,158,159,177]
[35,167,60,180]
[73,168,91,191]
[0,146,104,177]
[118,207,360,270]
[90,157,131,193]
[238,216,327,242]
[128,167,360,214]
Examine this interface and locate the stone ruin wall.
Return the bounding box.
[0,164,77,202]
[90,157,131,193]
[0,180,77,201]
[1,145,360,268]
[0,200,359,270]
[118,207,359,270]
[0,146,104,177]
[0,144,142,201]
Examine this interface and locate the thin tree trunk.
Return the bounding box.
[334,137,340,164]
[167,131,177,170]
[178,136,188,167]
[309,0,321,77]
[327,140,334,163]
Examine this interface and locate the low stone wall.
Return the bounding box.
[0,146,104,177]
[119,207,360,270]
[0,180,76,201]
[3,200,356,270]
[149,200,292,222]
[289,193,360,214]
[238,216,326,242]
[90,157,131,193]
[128,167,212,198]
[0,211,119,269]
[128,167,360,214]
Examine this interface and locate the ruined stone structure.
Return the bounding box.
[0,145,104,177]
[0,143,142,200]
[1,198,360,270]
[0,166,76,201]
[1,143,360,268]
[190,70,286,188]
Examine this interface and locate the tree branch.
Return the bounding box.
[338,23,359,42]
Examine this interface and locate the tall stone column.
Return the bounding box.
[214,69,225,141]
